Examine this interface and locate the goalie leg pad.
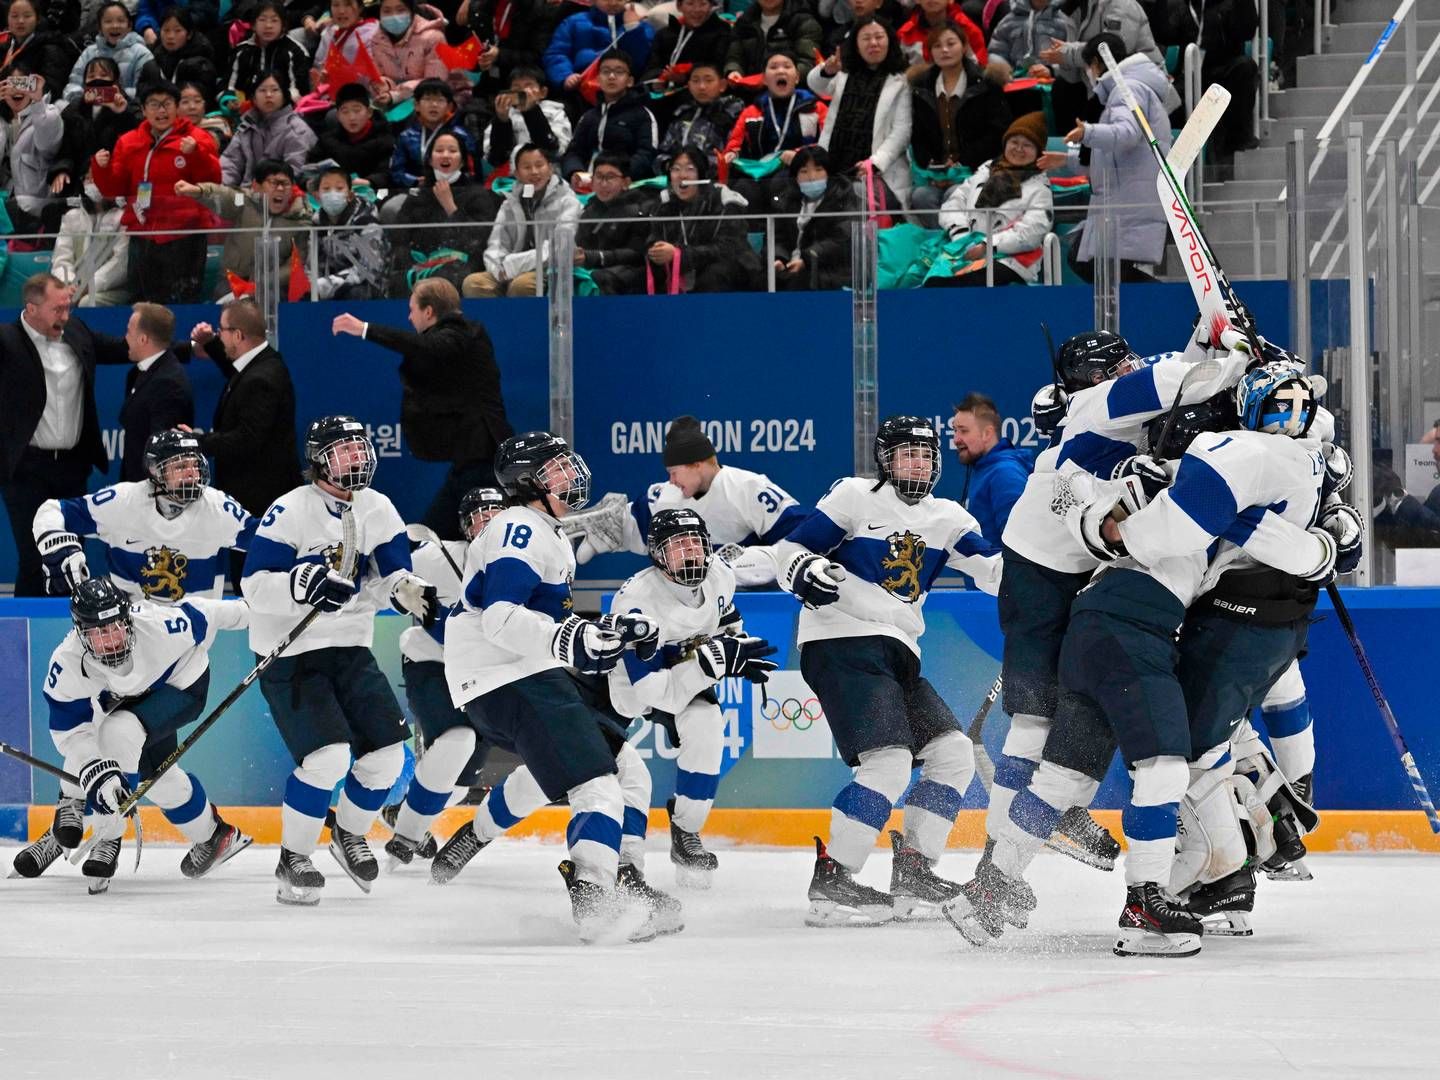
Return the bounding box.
[1173,754,1252,895]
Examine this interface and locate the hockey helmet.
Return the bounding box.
[874,415,941,504]
[144,429,210,506]
[1234,363,1319,438]
[458,487,506,541]
[306,415,376,492]
[1056,331,1144,393]
[648,508,713,587]
[71,578,135,668]
[494,431,592,511]
[1145,390,1239,460]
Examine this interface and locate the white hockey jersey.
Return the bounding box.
[398,538,470,664]
[34,482,254,601]
[774,477,1001,657]
[606,559,736,719]
[620,466,808,585]
[445,506,577,706]
[44,596,249,764]
[241,484,412,656]
[1004,351,1251,574]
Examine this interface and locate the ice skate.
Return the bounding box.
[53,797,84,850]
[977,838,1038,929]
[887,830,962,920]
[1044,806,1120,871]
[617,862,685,936]
[558,860,655,944]
[9,829,64,879]
[385,832,425,870]
[1114,882,1203,957]
[380,803,436,860]
[180,816,252,879]
[668,798,718,889]
[328,821,379,893]
[431,821,490,885]
[942,860,1013,945]
[275,848,325,906]
[1187,866,1256,937]
[804,837,893,927]
[83,838,121,895]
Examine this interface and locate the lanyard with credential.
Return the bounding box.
[763,93,797,160]
[668,26,694,69]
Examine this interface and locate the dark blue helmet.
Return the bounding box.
[458,487,506,540]
[1056,331,1143,393]
[1145,391,1238,459]
[305,415,376,491]
[494,431,591,510]
[874,415,941,503]
[70,578,134,667]
[648,507,712,587]
[144,429,209,505]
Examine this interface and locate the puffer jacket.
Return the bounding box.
[724,0,821,81]
[643,183,758,291]
[310,113,396,190]
[641,12,732,86]
[390,117,475,189]
[0,25,78,94]
[770,174,859,290]
[1076,51,1171,264]
[312,196,388,299]
[656,94,742,174]
[221,103,317,186]
[367,6,450,102]
[988,0,1078,76]
[561,89,658,181]
[153,34,218,91]
[0,98,65,212]
[722,89,825,159]
[189,181,311,296]
[64,30,157,102]
[90,115,222,238]
[390,176,500,292]
[226,34,312,98]
[136,0,219,36]
[542,7,654,86]
[1056,0,1166,84]
[52,202,130,306]
[939,160,1053,282]
[896,3,988,67]
[483,172,582,280]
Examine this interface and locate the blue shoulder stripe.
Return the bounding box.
[479,556,543,609]
[242,534,299,578]
[1106,365,1162,419]
[785,509,847,555]
[759,503,810,545]
[1169,455,1240,537]
[370,532,411,578]
[45,693,93,732]
[59,496,99,536]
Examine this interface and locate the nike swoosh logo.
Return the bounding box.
[865,524,887,531]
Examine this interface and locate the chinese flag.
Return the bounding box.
[287,244,311,302]
[578,56,601,105]
[437,34,483,71]
[224,270,256,298]
[324,35,382,91]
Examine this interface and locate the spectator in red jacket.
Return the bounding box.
[91,80,221,304]
[896,0,987,67]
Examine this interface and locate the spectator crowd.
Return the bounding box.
[0,0,1288,297]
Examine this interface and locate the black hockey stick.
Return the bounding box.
[1153,359,1223,460]
[965,674,1002,794]
[1325,583,1440,833]
[1,741,145,870]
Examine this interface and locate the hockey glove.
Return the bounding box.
[79,757,132,837]
[1300,527,1339,583]
[552,614,624,675]
[1111,455,1171,501]
[785,554,846,609]
[289,563,356,613]
[1320,442,1353,498]
[1030,384,1068,439]
[718,602,744,636]
[696,634,779,684]
[1318,499,1364,575]
[391,572,439,627]
[37,530,89,596]
[598,612,660,662]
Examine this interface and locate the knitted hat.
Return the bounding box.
[335,82,371,108]
[663,416,717,467]
[1002,111,1048,154]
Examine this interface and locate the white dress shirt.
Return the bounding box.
[230,342,267,375]
[22,316,83,451]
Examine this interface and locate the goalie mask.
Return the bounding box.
[458,487,506,541]
[144,429,210,506]
[70,578,135,668]
[1235,363,1318,438]
[648,508,713,587]
[1056,331,1145,393]
[494,431,592,511]
[875,415,941,504]
[306,415,377,491]
[1145,391,1238,460]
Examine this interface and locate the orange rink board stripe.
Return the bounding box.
[25,806,1440,853]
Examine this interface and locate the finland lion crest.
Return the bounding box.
[140,546,189,601]
[880,531,926,603]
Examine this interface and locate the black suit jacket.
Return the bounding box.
[0,316,130,484]
[197,343,301,517]
[119,352,194,482]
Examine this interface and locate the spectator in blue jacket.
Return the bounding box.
[390,77,476,190]
[543,0,655,94]
[951,391,1032,544]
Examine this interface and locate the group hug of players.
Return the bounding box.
[8,316,1358,954]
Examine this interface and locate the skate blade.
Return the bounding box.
[184,832,254,880]
[327,839,376,894]
[673,863,715,891]
[275,883,323,906]
[1201,911,1254,937]
[1114,926,1201,957]
[1264,858,1313,882]
[940,897,1001,946]
[1043,835,1116,872]
[87,876,112,896]
[804,899,893,928]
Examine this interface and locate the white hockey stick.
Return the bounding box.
[1168,83,1231,181]
[405,523,464,582]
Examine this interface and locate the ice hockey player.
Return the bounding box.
[984,329,1252,879]
[568,415,808,586]
[10,578,251,891]
[442,430,672,942]
[242,416,437,905]
[32,429,254,601]
[385,487,506,868]
[770,415,1001,926]
[956,361,1344,957]
[607,507,778,887]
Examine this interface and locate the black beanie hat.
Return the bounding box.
[335,82,372,108]
[663,416,716,467]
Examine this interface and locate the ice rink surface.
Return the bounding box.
[2,841,1437,1080]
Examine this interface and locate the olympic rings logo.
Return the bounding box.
[762,696,824,731]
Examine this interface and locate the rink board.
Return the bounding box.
[2,587,1437,851]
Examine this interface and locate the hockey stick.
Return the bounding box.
[1,741,146,870]
[405,523,463,582]
[1152,359,1223,458]
[965,675,1002,794]
[70,504,358,865]
[1325,583,1440,833]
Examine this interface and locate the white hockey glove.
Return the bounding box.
[783,553,846,609]
[391,572,439,627]
[1318,499,1364,575]
[79,757,131,840]
[551,614,624,675]
[1030,384,1068,438]
[696,634,778,684]
[598,612,660,662]
[37,530,89,596]
[289,563,356,612]
[1299,526,1339,583]
[1320,442,1353,497]
[718,601,744,636]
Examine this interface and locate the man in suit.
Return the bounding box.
[0,273,130,595]
[331,278,513,539]
[119,303,193,483]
